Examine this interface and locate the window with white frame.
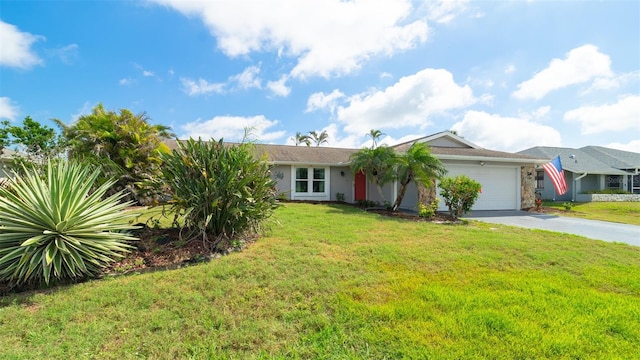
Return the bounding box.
[295,167,326,193]
[606,175,622,189]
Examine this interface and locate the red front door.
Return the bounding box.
[354,171,366,201]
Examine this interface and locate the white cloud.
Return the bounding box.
[119,78,134,86]
[512,45,613,100]
[580,71,640,95]
[0,97,20,121]
[180,77,225,96]
[0,21,44,69]
[180,115,286,142]
[336,68,476,135]
[451,110,562,152]
[564,95,640,135]
[231,65,262,89]
[70,101,94,123]
[151,0,428,79]
[423,0,471,24]
[142,70,155,77]
[505,64,516,74]
[46,43,79,65]
[267,76,291,97]
[306,89,344,113]
[606,140,640,153]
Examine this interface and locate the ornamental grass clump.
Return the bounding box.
[0,161,138,286]
[160,138,279,251]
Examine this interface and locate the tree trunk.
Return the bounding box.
[392,179,410,211]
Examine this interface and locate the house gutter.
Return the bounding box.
[572,172,588,201]
[435,154,548,164]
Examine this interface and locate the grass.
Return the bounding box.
[1,203,639,359]
[544,201,640,225]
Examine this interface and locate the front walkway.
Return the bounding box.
[463,210,640,247]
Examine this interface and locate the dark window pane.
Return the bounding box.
[296,181,308,192]
[313,181,325,193]
[313,168,325,180]
[296,168,308,180]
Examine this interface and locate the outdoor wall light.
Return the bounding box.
[479,161,486,166]
[340,170,345,176]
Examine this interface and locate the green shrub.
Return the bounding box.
[0,161,138,285]
[356,199,379,208]
[583,189,630,194]
[159,138,279,250]
[418,198,439,218]
[336,192,346,202]
[438,175,482,219]
[562,202,573,211]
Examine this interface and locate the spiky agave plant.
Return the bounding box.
[0,160,138,285]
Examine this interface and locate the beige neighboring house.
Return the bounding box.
[166,132,547,211]
[0,148,16,182]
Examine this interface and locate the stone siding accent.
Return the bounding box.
[521,166,536,209]
[576,194,640,202]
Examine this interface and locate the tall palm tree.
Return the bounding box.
[366,129,384,149]
[308,130,329,147]
[391,142,446,211]
[350,145,397,202]
[291,132,310,146]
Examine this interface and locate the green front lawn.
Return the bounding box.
[544,201,640,225]
[1,203,639,359]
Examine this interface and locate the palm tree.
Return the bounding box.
[366,129,384,149]
[291,132,311,146]
[308,130,329,147]
[391,142,446,211]
[55,103,173,203]
[350,145,397,202]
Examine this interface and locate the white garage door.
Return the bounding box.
[438,165,520,211]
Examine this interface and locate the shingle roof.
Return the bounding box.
[252,144,358,164]
[165,134,544,165]
[517,146,631,175]
[581,146,640,169]
[430,146,542,160]
[164,139,357,165]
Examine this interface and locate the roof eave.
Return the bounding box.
[270,161,350,166]
[436,154,547,164]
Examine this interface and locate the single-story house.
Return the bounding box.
[518,146,640,201]
[167,132,546,211]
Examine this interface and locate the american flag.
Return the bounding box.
[542,156,568,195]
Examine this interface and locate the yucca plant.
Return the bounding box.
[0,160,138,285]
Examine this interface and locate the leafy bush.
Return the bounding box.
[0,161,138,285]
[418,198,439,218]
[356,199,380,208]
[159,138,279,250]
[562,202,573,211]
[583,189,630,194]
[336,192,346,202]
[438,175,482,219]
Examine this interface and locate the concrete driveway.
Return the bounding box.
[463,211,640,247]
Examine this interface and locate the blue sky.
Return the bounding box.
[1,0,639,153]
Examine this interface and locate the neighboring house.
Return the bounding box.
[166,132,546,211]
[0,148,16,181]
[518,146,640,201]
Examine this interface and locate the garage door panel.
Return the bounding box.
[438,165,519,211]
